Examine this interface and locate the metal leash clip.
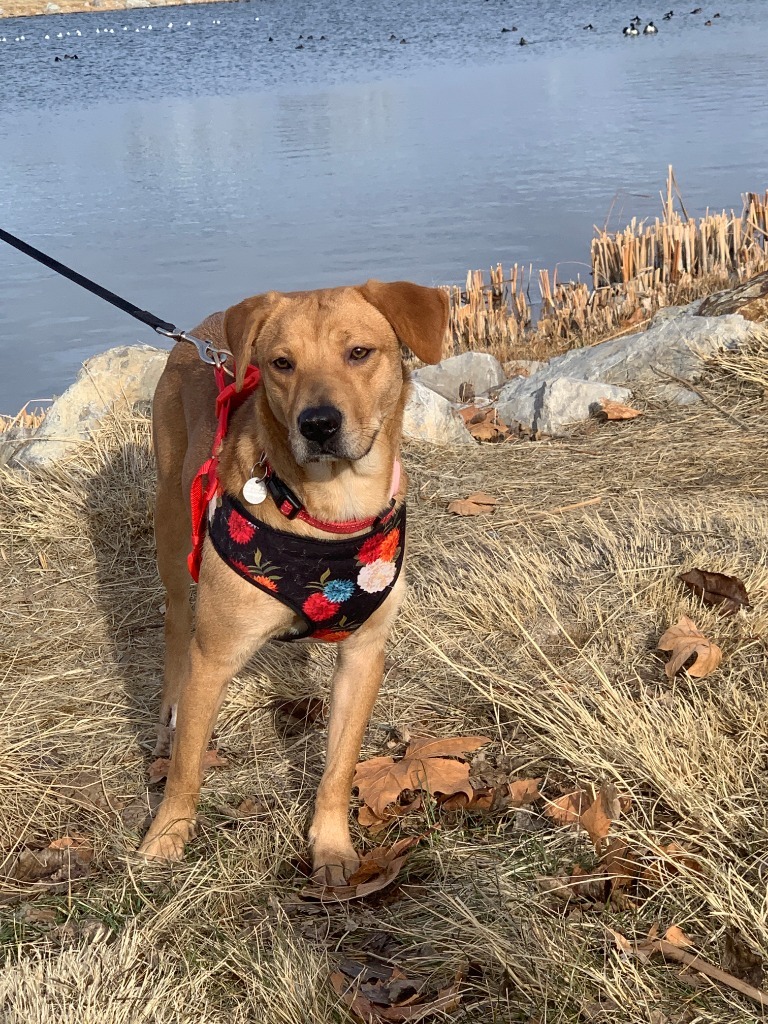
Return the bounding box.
[155,326,231,369]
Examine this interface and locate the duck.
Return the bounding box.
[630,15,642,24]
[623,24,639,35]
[268,35,273,41]
[663,9,673,18]
[389,32,397,40]
[519,35,528,45]
[713,11,720,16]
[400,37,407,43]
[643,20,657,33]
[690,6,701,12]
[295,42,303,49]
[704,18,711,24]
[582,23,594,30]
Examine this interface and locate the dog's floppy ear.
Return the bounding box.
[223,292,283,391]
[357,280,449,365]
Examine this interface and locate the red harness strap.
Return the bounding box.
[187,364,398,581]
[188,364,262,581]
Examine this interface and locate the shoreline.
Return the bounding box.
[1,0,232,20]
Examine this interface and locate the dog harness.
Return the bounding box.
[208,494,405,642]
[188,361,406,642]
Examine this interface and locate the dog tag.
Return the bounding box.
[242,477,268,505]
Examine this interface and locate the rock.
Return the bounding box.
[44,2,60,11]
[412,351,506,403]
[650,300,702,325]
[497,377,633,436]
[697,270,768,322]
[500,312,756,396]
[13,345,168,469]
[403,381,474,445]
[125,0,151,7]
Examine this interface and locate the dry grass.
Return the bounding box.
[1,341,767,1023]
[1,0,224,20]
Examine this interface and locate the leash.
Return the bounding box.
[0,226,398,576]
[0,226,231,369]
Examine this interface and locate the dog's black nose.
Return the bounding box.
[298,406,343,444]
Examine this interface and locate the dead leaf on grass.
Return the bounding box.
[54,772,120,813]
[302,836,422,902]
[148,748,227,784]
[657,616,722,678]
[272,696,327,725]
[663,925,695,949]
[358,794,422,834]
[354,735,490,818]
[330,960,462,1022]
[1,836,93,885]
[458,405,511,443]
[446,493,498,517]
[642,841,704,885]
[439,777,541,812]
[598,398,642,420]
[544,783,629,853]
[679,568,751,616]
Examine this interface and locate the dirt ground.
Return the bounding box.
[0,336,767,1023]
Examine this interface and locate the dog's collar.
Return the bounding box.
[253,456,401,535]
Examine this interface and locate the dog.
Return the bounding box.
[138,280,448,884]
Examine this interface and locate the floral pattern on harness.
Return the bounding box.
[355,526,401,594]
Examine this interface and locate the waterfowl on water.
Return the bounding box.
[623,24,639,35]
[663,10,673,18]
[519,35,528,45]
[643,21,658,33]
[400,37,407,43]
[690,7,702,12]
[704,19,712,24]
[583,23,594,30]
[389,33,397,40]
[714,12,720,17]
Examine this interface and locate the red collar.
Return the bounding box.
[187,363,400,581]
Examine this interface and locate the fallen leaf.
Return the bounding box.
[664,925,695,949]
[657,616,722,678]
[440,777,541,812]
[642,841,704,885]
[330,963,462,1022]
[721,928,765,988]
[54,771,120,813]
[354,735,491,818]
[359,794,422,833]
[600,838,642,891]
[544,783,628,853]
[303,835,422,902]
[272,696,327,725]
[459,405,511,443]
[149,748,227,784]
[447,493,498,517]
[598,398,642,420]
[610,930,768,1010]
[544,788,589,826]
[1,836,93,885]
[679,568,751,616]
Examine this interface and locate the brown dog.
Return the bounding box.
[138,280,448,883]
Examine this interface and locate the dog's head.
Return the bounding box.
[221,281,448,465]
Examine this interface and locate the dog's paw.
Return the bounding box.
[137,817,191,863]
[309,831,360,887]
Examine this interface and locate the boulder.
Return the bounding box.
[497,376,633,436]
[402,381,474,445]
[13,345,168,469]
[412,351,506,403]
[697,270,768,322]
[498,312,756,399]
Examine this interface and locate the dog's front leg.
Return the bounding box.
[139,562,292,862]
[309,580,404,886]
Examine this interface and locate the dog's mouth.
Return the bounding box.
[291,427,379,466]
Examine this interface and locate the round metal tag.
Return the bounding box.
[242,477,268,505]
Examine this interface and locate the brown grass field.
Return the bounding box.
[0,330,767,1022]
[1,0,221,20]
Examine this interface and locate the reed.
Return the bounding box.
[445,168,768,364]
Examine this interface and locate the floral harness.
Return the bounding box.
[208,494,406,642]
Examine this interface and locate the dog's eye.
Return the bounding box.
[272,357,293,371]
[349,347,371,362]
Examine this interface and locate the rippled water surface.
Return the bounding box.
[1,0,767,410]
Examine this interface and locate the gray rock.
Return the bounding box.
[499,312,757,401]
[125,0,151,8]
[403,381,474,445]
[44,2,60,11]
[14,345,168,469]
[650,300,702,325]
[412,351,506,403]
[497,376,632,436]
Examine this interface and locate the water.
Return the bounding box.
[1,0,766,412]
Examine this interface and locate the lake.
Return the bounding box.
[1,0,766,412]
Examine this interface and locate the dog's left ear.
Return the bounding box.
[223,291,284,391]
[357,280,449,365]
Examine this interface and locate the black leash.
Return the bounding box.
[0,227,229,367]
